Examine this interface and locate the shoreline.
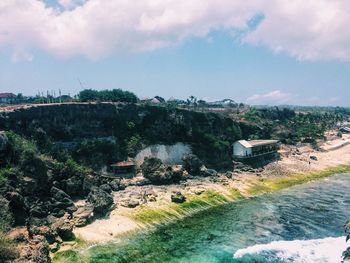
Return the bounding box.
[53,137,350,261]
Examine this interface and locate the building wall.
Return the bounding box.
[0,98,14,104]
[233,142,252,157]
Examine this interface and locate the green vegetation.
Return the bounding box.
[52,237,90,263]
[0,197,18,262]
[247,165,350,196]
[241,106,346,145]
[132,190,238,225]
[125,134,143,156]
[72,138,119,170]
[133,165,350,226]
[78,89,138,103]
[53,250,86,263]
[52,158,90,180]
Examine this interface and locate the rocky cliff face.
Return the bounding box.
[0,103,246,168]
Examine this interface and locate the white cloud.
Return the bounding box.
[58,0,85,9]
[244,0,350,61]
[1,0,350,60]
[247,90,292,104]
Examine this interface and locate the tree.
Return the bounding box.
[78,89,100,102]
[78,89,138,103]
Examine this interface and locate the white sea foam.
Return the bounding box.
[233,236,347,263]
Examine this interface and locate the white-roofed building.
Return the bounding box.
[233,139,279,159]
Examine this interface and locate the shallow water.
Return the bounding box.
[84,174,350,263]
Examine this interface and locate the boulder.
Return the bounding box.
[199,167,217,177]
[87,187,113,215]
[121,198,140,208]
[50,187,76,217]
[72,204,94,227]
[171,192,186,203]
[140,157,162,176]
[141,158,183,185]
[182,154,203,175]
[143,189,158,202]
[51,187,71,201]
[30,204,47,218]
[5,191,27,225]
[109,182,120,191]
[51,217,74,241]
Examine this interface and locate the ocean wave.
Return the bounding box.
[233,236,347,263]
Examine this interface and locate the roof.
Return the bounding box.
[235,139,278,148]
[110,160,135,167]
[0,93,16,99]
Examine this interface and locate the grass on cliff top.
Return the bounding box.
[247,164,350,196]
[132,189,245,224]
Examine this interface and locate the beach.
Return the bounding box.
[72,134,350,244]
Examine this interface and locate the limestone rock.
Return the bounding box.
[182,154,203,175]
[199,166,217,177]
[87,187,113,215]
[121,198,140,208]
[51,217,74,241]
[72,204,94,227]
[141,157,183,185]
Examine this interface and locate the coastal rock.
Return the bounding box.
[182,154,203,175]
[5,191,27,225]
[199,167,217,177]
[64,176,83,197]
[83,174,100,194]
[49,242,60,253]
[20,177,38,196]
[51,217,74,241]
[87,187,113,215]
[140,157,162,175]
[16,235,50,263]
[50,187,76,218]
[141,157,184,185]
[51,187,71,201]
[143,189,158,202]
[72,204,94,227]
[30,226,56,244]
[100,184,112,193]
[121,198,140,208]
[171,192,186,203]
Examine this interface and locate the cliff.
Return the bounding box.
[0,103,251,168]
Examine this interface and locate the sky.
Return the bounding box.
[0,0,350,106]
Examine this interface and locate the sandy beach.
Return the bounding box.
[73,134,350,244]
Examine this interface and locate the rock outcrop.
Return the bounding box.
[87,187,113,215]
[182,154,203,175]
[141,157,184,185]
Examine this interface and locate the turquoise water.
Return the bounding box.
[83,174,350,263]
